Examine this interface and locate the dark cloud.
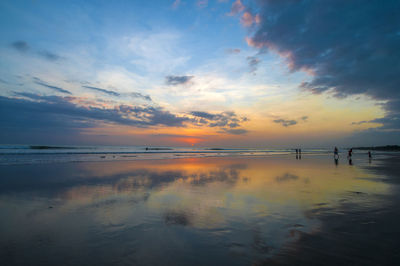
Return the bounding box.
[191,111,216,120]
[33,77,72,94]
[190,111,249,134]
[130,92,152,101]
[11,41,62,61]
[248,0,400,130]
[39,50,62,61]
[0,92,248,140]
[0,94,189,138]
[83,85,120,97]
[83,85,152,101]
[165,75,193,86]
[351,120,369,125]
[301,116,308,121]
[247,56,261,73]
[11,41,29,52]
[228,122,240,128]
[273,119,297,127]
[368,115,400,129]
[190,111,248,135]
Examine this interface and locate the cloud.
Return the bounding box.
[247,56,260,73]
[351,120,369,125]
[11,40,62,61]
[230,0,245,15]
[33,77,72,94]
[38,50,62,61]
[273,119,297,127]
[11,41,29,52]
[226,48,241,54]
[83,85,120,97]
[360,114,400,130]
[165,75,194,86]
[301,116,308,121]
[240,12,260,27]
[130,92,152,101]
[126,32,190,73]
[0,92,249,140]
[190,111,216,120]
[2,93,189,131]
[247,0,400,130]
[191,111,249,134]
[82,85,152,101]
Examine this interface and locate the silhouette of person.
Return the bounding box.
[348,148,352,158]
[348,148,353,165]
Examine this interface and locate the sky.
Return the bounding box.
[0,0,399,148]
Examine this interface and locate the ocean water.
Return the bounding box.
[0,144,357,165]
[1,153,399,265]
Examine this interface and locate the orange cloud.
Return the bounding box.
[229,0,245,15]
[240,12,260,27]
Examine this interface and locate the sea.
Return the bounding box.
[0,144,364,165]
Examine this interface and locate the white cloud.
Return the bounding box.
[125,31,190,73]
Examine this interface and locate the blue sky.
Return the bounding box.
[0,0,399,147]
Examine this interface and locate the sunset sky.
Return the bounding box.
[0,0,399,147]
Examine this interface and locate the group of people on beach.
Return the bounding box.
[295,148,301,159]
[295,147,372,165]
[333,147,372,165]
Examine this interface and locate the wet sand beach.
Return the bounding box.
[0,154,399,265]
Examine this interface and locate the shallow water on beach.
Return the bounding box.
[0,154,398,265]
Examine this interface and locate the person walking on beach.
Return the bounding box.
[348,148,353,165]
[348,148,353,158]
[334,147,339,165]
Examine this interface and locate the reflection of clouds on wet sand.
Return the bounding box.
[0,156,392,265]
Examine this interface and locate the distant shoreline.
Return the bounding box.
[352,145,400,151]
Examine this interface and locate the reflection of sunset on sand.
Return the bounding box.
[0,154,398,265]
[51,156,388,228]
[65,156,387,208]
